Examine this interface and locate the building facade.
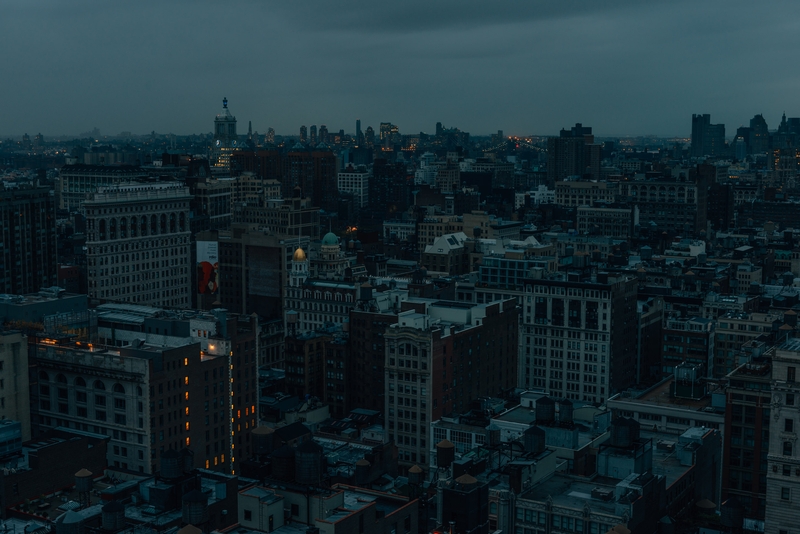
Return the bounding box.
[0,185,57,295]
[521,273,638,402]
[85,182,192,308]
[764,339,800,534]
[384,299,518,467]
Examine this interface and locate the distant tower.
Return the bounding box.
[356,119,363,145]
[300,125,308,143]
[266,127,275,144]
[319,125,329,144]
[309,125,318,145]
[365,126,375,147]
[212,97,239,173]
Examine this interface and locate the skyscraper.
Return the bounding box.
[691,113,726,157]
[365,126,375,147]
[0,185,57,294]
[309,124,317,145]
[299,125,307,143]
[356,119,363,145]
[212,97,239,173]
[749,114,769,154]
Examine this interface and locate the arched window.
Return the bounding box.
[169,213,176,233]
[94,380,106,391]
[179,212,186,232]
[130,217,137,238]
[160,214,167,234]
[109,218,117,240]
[141,216,148,236]
[784,441,793,456]
[113,383,125,394]
[136,386,143,397]
[99,220,106,241]
[74,377,86,387]
[56,374,67,383]
[151,215,158,235]
[39,371,49,381]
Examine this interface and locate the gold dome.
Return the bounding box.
[293,247,307,261]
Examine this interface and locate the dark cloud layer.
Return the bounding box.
[2,0,799,138]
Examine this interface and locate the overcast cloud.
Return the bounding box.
[2,0,799,137]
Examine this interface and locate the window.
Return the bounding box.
[244,510,252,521]
[789,367,797,383]
[784,441,793,457]
[786,419,794,432]
[782,487,791,500]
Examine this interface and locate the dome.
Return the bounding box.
[408,465,423,474]
[293,248,307,262]
[322,232,339,246]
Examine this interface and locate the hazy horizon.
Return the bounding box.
[3,0,799,139]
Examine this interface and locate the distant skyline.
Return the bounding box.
[3,0,799,138]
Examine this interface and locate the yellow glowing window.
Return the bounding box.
[184,358,188,366]
[185,392,189,400]
[214,456,218,466]
[221,454,225,463]
[205,460,210,469]
[245,407,249,416]
[185,407,189,416]
[184,376,189,385]
[237,410,241,418]
[185,437,190,446]
[185,422,190,431]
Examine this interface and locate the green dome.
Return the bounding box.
[321,232,339,246]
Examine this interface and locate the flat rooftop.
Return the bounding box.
[635,378,715,411]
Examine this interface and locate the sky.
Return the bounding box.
[2,0,799,138]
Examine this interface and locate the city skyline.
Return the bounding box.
[3,0,799,137]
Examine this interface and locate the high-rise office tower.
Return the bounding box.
[0,185,57,294]
[309,125,317,145]
[266,127,275,144]
[379,122,392,141]
[212,98,239,173]
[356,119,363,145]
[365,126,375,147]
[749,114,769,154]
[85,182,192,309]
[691,114,726,157]
[319,125,329,144]
[299,125,307,143]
